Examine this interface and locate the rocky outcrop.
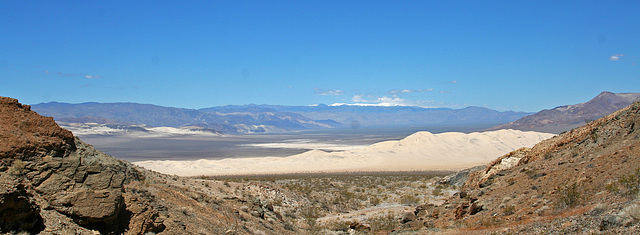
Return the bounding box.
[0,97,75,160]
[0,177,44,233]
[408,100,640,233]
[0,97,150,233]
[438,165,485,187]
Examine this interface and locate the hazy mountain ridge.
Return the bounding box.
[490,91,640,134]
[32,102,336,134]
[33,102,531,135]
[202,104,532,127]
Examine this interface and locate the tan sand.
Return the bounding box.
[133,129,555,176]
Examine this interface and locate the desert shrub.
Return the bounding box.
[367,212,399,232]
[369,196,381,206]
[617,169,640,198]
[321,219,351,232]
[606,169,640,199]
[300,206,322,227]
[606,182,618,193]
[479,217,504,227]
[8,159,27,176]
[432,188,442,196]
[400,194,420,206]
[556,183,581,209]
[623,203,640,221]
[502,205,516,216]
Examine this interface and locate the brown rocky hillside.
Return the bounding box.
[404,100,640,233]
[0,97,301,234]
[490,91,640,134]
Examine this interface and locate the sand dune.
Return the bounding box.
[134,129,555,176]
[61,123,221,137]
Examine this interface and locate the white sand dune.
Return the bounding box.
[61,123,220,137]
[134,129,555,176]
[241,140,368,151]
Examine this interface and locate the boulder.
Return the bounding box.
[401,212,417,223]
[0,179,44,233]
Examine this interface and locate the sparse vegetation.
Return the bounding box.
[556,182,581,209]
[479,217,505,227]
[367,212,399,232]
[320,219,351,232]
[208,171,451,232]
[400,194,421,206]
[607,168,640,198]
[300,205,322,228]
[502,205,516,216]
[8,159,27,176]
[623,202,640,221]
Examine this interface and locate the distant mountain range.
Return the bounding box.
[202,104,530,127]
[31,102,531,134]
[31,102,337,134]
[489,91,640,134]
[32,92,640,135]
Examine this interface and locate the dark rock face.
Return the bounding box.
[438,165,486,187]
[0,97,75,160]
[0,96,156,234]
[0,180,44,233]
[4,138,152,233]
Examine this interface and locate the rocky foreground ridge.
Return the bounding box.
[402,100,640,233]
[0,97,300,234]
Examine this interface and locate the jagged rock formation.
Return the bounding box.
[0,97,299,234]
[406,100,640,233]
[0,97,148,234]
[490,91,640,134]
[438,165,486,187]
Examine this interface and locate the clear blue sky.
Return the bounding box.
[1,1,638,112]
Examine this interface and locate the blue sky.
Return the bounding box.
[1,1,638,112]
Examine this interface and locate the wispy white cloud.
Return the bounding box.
[332,94,437,108]
[351,94,405,105]
[388,88,433,94]
[44,70,102,79]
[314,88,344,96]
[351,94,366,102]
[610,54,624,61]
